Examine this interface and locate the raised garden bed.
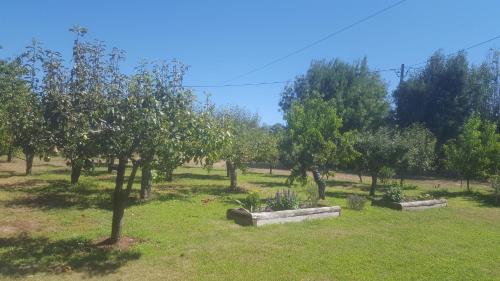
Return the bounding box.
[372,198,447,211]
[227,206,341,226]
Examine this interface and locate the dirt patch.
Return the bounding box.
[0,219,40,236]
[94,236,144,250]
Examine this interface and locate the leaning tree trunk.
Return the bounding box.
[312,169,326,200]
[140,159,153,200]
[7,145,13,162]
[70,159,83,184]
[358,171,363,183]
[370,174,378,196]
[107,156,115,173]
[227,161,237,190]
[25,152,34,176]
[110,156,131,244]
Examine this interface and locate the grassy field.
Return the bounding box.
[0,158,499,281]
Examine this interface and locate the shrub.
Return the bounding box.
[302,181,320,207]
[383,184,405,202]
[346,195,367,210]
[267,189,300,211]
[235,191,261,212]
[379,166,395,185]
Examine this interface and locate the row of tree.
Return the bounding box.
[278,52,500,197]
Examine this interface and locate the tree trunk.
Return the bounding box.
[269,164,273,175]
[358,170,363,183]
[70,160,82,184]
[110,156,128,244]
[227,161,237,190]
[466,178,470,193]
[25,152,34,175]
[312,169,326,200]
[370,174,378,196]
[165,168,173,182]
[400,176,404,186]
[7,145,13,162]
[226,161,230,177]
[140,160,153,200]
[107,156,115,173]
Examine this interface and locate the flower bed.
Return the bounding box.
[372,198,447,211]
[227,206,341,226]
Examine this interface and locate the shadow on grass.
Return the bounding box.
[248,181,288,188]
[3,180,114,211]
[0,234,141,278]
[175,172,227,181]
[0,171,26,179]
[428,189,499,207]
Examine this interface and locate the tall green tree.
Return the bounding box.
[280,58,389,132]
[394,51,495,146]
[0,56,46,175]
[283,97,354,199]
[395,124,437,184]
[219,107,260,190]
[444,114,499,192]
[354,127,407,196]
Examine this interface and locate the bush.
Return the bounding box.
[379,166,395,185]
[267,189,300,211]
[383,184,405,202]
[235,191,261,212]
[302,181,320,207]
[346,195,367,210]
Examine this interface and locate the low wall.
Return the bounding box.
[227,206,341,226]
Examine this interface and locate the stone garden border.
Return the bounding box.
[372,198,447,211]
[227,206,341,226]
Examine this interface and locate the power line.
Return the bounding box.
[186,34,500,89]
[223,0,409,83]
[185,80,290,88]
[408,34,500,68]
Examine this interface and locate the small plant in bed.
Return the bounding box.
[267,189,300,211]
[346,194,367,210]
[234,191,261,212]
[383,184,405,203]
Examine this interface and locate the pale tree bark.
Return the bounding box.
[312,169,326,199]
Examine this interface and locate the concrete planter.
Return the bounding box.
[227,206,341,226]
[372,198,447,211]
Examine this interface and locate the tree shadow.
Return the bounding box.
[0,171,26,179]
[428,189,499,207]
[248,181,288,189]
[175,173,227,181]
[324,179,357,188]
[0,234,141,278]
[3,180,114,211]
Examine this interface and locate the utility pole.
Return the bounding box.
[399,63,405,85]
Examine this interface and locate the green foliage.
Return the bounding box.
[393,51,495,145]
[354,127,408,195]
[280,57,389,132]
[266,189,300,211]
[444,114,499,190]
[397,124,437,177]
[301,181,320,207]
[346,194,367,210]
[235,191,261,212]
[383,184,405,203]
[379,166,395,185]
[283,96,354,185]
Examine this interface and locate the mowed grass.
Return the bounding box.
[0,158,499,280]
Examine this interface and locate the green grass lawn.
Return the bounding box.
[0,159,499,280]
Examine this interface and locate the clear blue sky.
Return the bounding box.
[1,0,499,125]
